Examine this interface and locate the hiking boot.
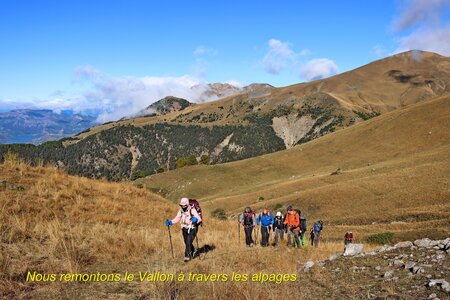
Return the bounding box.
[249,243,254,247]
[184,257,191,262]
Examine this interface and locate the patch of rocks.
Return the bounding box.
[413,238,450,253]
[302,261,315,272]
[299,238,449,299]
[427,279,450,294]
[344,243,364,256]
[300,238,449,275]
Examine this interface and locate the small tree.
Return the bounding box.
[273,203,283,211]
[199,154,210,165]
[367,232,394,245]
[176,157,187,168]
[211,208,227,220]
[186,154,198,166]
[131,170,147,181]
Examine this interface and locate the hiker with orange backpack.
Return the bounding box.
[283,206,300,248]
[166,198,202,262]
[239,207,256,247]
[256,208,274,247]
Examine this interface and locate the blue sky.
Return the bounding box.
[1,0,449,120]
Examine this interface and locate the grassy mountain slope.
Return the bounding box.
[139,94,450,238]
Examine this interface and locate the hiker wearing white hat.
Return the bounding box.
[166,197,202,262]
[273,211,285,245]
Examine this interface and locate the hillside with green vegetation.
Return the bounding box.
[1,51,449,180]
[0,123,285,180]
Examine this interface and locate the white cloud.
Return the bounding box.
[193,46,218,56]
[80,73,211,123]
[392,0,450,32]
[300,58,339,81]
[395,27,450,55]
[261,39,336,81]
[391,0,450,55]
[224,79,244,88]
[267,39,295,59]
[1,65,248,122]
[262,38,309,75]
[0,99,31,111]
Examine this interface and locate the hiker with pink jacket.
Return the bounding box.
[166,198,202,262]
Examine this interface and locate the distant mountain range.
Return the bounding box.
[0,109,97,144]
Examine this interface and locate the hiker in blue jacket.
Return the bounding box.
[257,208,274,247]
[312,220,324,247]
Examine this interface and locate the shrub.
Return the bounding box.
[211,208,227,220]
[186,154,198,166]
[367,232,394,245]
[273,203,283,211]
[199,154,210,165]
[176,157,187,168]
[130,170,147,181]
[353,110,381,120]
[258,196,265,201]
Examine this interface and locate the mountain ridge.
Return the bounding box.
[1,50,449,180]
[0,109,97,144]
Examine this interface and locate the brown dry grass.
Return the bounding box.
[0,155,171,297]
[0,156,377,299]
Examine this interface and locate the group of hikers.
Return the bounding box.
[165,198,329,262]
[239,205,324,248]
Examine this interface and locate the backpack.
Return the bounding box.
[300,217,307,232]
[294,208,301,217]
[286,211,299,229]
[274,216,284,229]
[243,211,254,226]
[313,223,321,232]
[189,199,203,226]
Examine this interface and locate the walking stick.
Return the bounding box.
[238,222,241,244]
[195,228,200,253]
[167,225,174,259]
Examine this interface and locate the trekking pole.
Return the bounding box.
[196,231,200,252]
[238,222,241,244]
[255,225,260,245]
[167,225,174,259]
